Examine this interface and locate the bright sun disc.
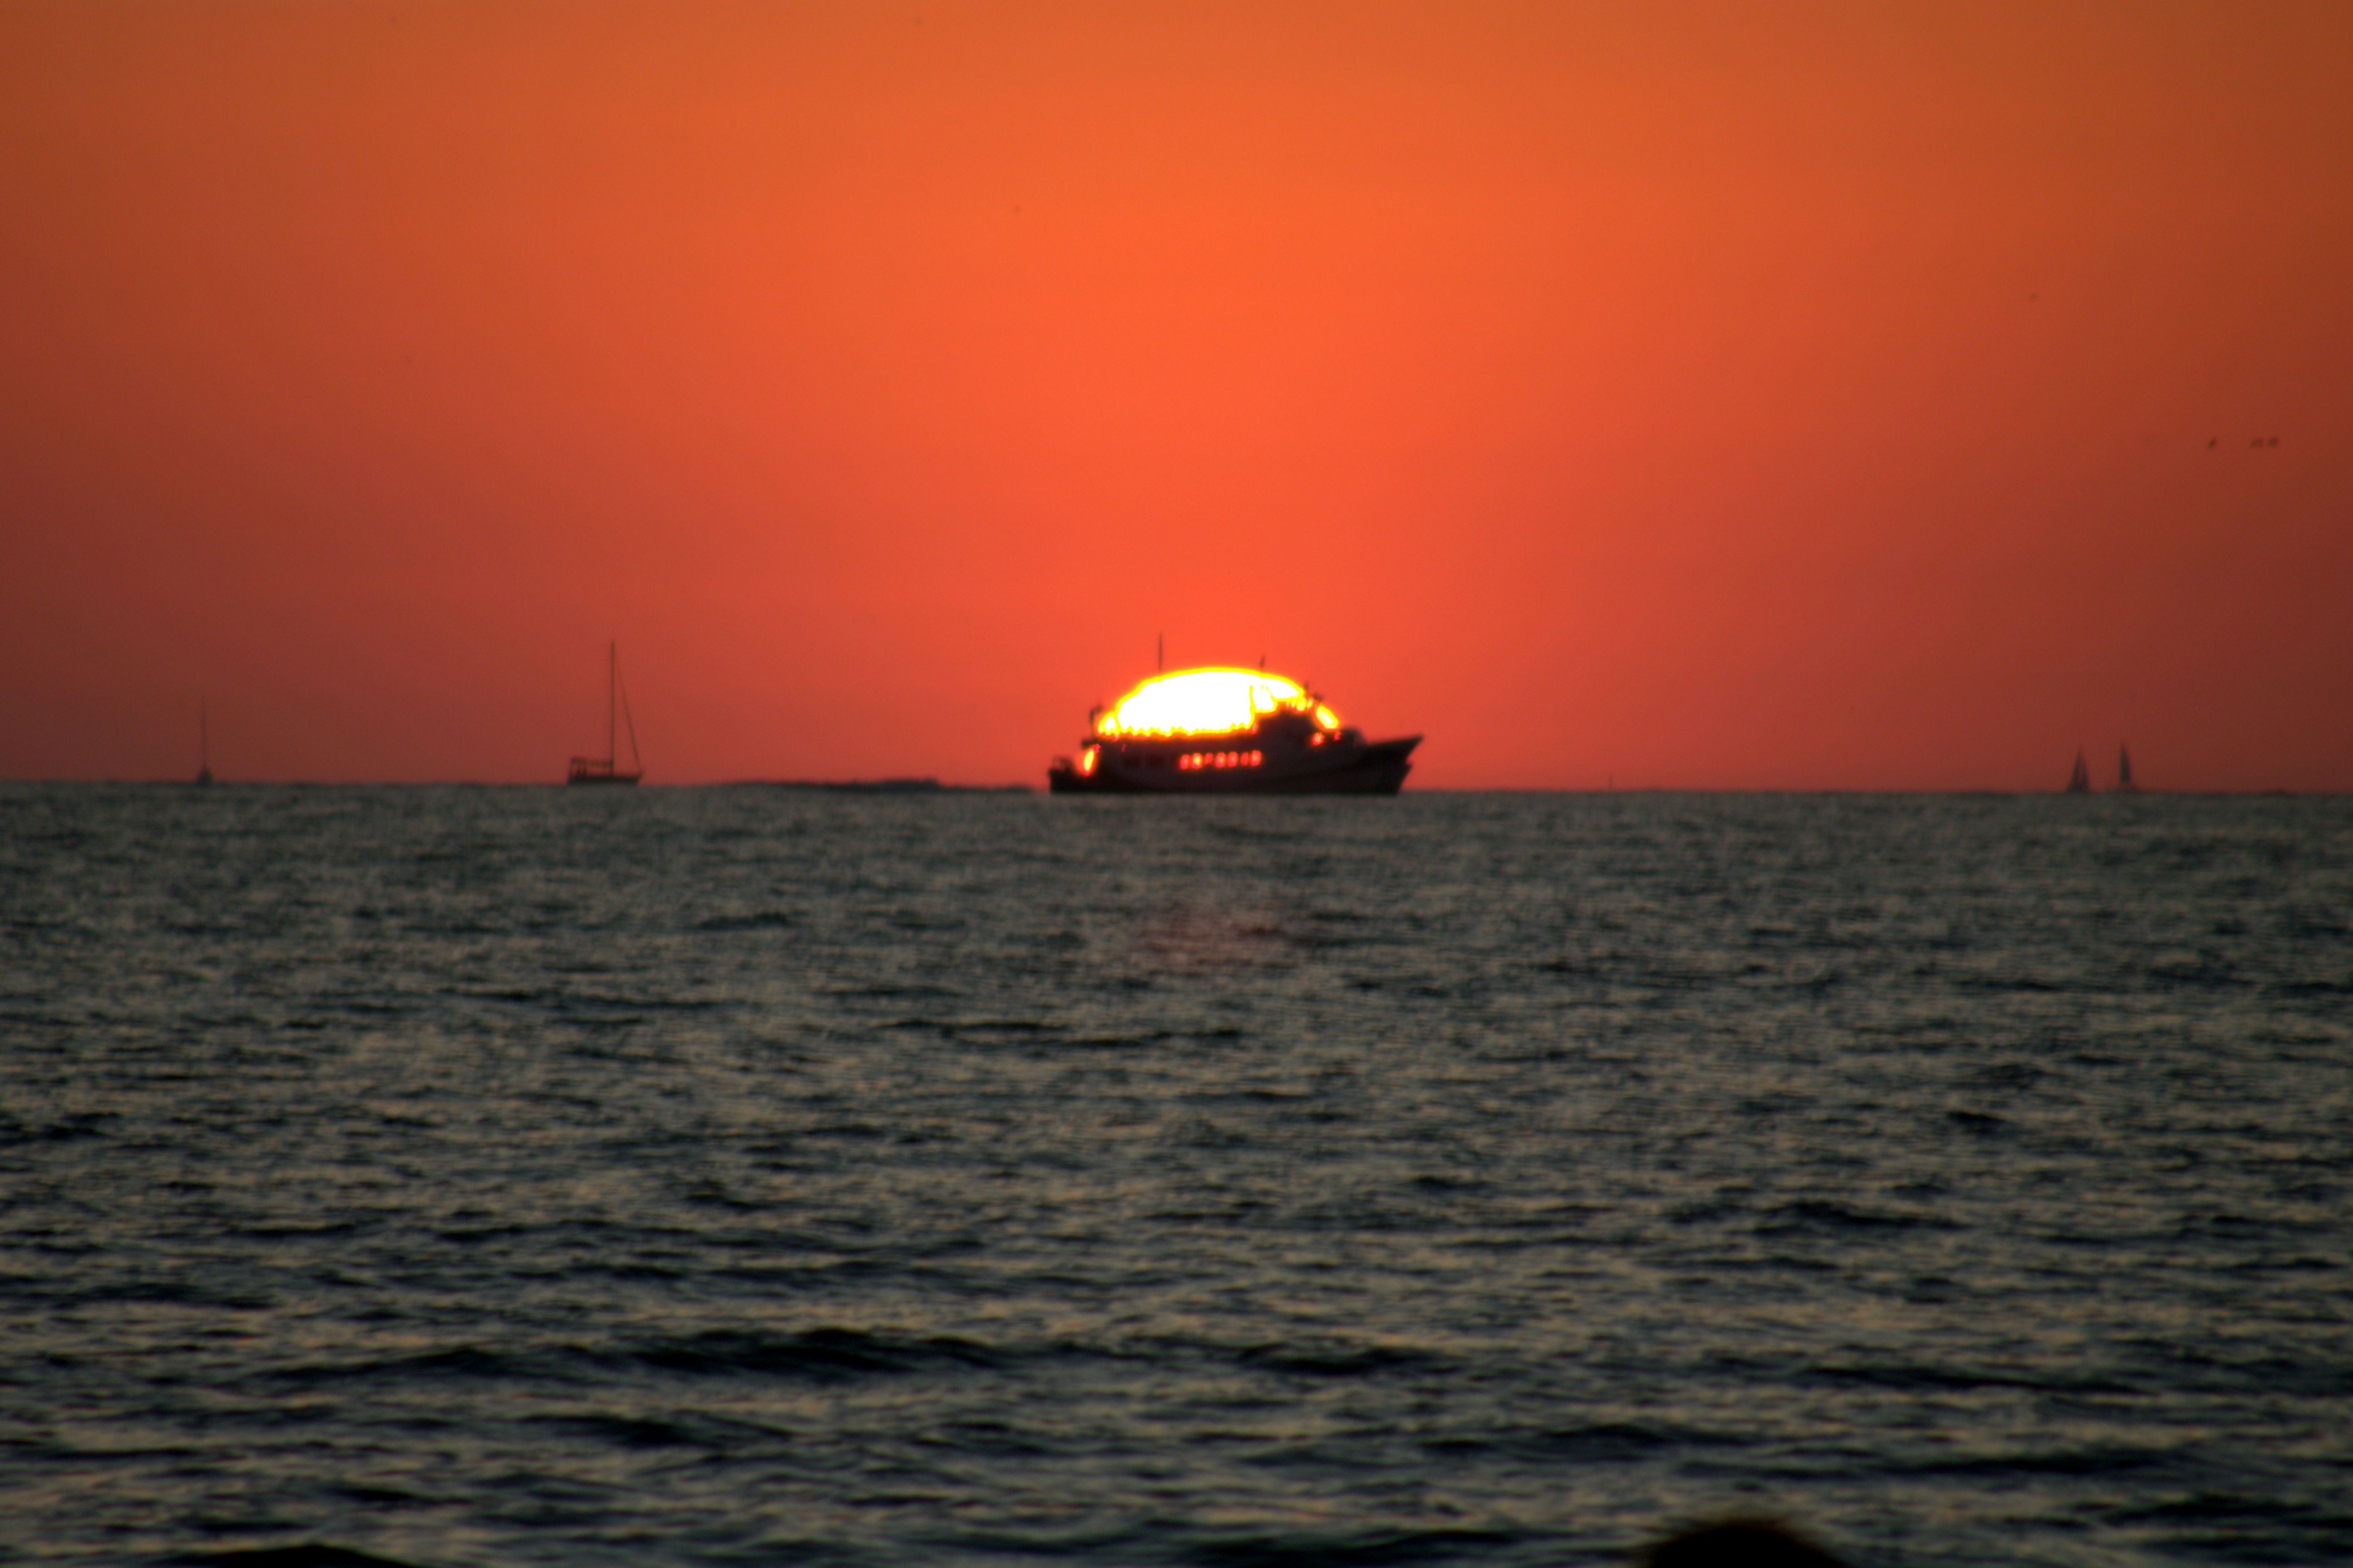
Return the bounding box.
[1097,669,1337,737]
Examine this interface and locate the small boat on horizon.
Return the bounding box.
[1048,666,1418,794]
[193,699,213,787]
[2117,744,2138,792]
[2064,748,2090,794]
[568,641,643,787]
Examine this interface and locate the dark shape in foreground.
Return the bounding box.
[165,1547,422,1568]
[567,639,642,786]
[1049,667,1419,794]
[1638,1518,1846,1568]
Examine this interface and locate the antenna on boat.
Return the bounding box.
[566,641,643,786]
[1156,633,1163,672]
[616,648,642,776]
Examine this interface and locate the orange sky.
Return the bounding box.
[5,1,2348,788]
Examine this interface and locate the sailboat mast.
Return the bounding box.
[616,662,642,775]
[607,640,617,767]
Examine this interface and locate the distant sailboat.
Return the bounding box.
[2064,748,2090,793]
[2117,744,2138,792]
[193,700,213,787]
[567,641,643,786]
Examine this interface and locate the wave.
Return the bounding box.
[1176,1526,1520,1566]
[271,1327,1012,1390]
[1755,1200,1960,1234]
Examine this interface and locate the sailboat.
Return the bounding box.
[567,641,643,786]
[193,700,213,787]
[2117,744,2138,792]
[2064,748,2090,793]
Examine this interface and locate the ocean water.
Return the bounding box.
[3,786,2349,1568]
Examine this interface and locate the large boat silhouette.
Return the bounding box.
[1048,667,1418,795]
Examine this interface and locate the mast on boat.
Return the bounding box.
[194,699,213,787]
[567,641,643,786]
[616,645,641,775]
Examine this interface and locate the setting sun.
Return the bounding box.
[1052,664,1413,793]
[1094,669,1336,739]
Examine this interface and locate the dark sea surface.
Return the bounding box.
[4,786,2350,1568]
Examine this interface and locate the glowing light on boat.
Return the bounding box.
[1096,669,1339,738]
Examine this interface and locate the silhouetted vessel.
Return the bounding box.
[1049,668,1418,795]
[2064,749,2090,793]
[2117,744,2138,792]
[567,641,643,786]
[193,700,213,787]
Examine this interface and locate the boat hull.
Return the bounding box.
[1049,736,1417,795]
